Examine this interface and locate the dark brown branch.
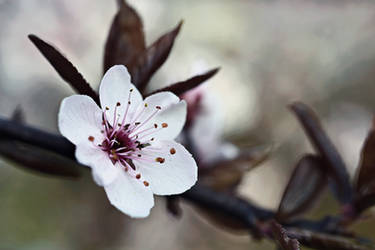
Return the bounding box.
[0,117,372,250]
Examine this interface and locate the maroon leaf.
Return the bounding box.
[289,102,353,204]
[146,68,220,97]
[276,154,327,222]
[354,118,375,212]
[131,21,183,93]
[103,0,146,73]
[28,34,99,104]
[271,221,301,250]
[199,145,272,192]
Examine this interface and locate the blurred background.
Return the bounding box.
[0,0,375,249]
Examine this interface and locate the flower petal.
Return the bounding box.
[75,143,120,186]
[132,92,187,141]
[134,140,197,195]
[104,171,154,218]
[99,65,143,125]
[58,95,103,145]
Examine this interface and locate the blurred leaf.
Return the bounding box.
[103,0,146,73]
[131,21,183,93]
[28,34,99,104]
[276,154,327,222]
[271,221,301,250]
[354,118,375,212]
[0,141,81,178]
[290,102,353,204]
[146,68,220,97]
[199,145,272,192]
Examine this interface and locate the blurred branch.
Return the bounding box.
[286,228,373,250]
[0,117,372,250]
[271,221,300,250]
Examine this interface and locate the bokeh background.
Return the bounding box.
[0,0,375,249]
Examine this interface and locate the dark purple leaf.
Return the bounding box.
[289,102,353,204]
[199,145,272,192]
[271,221,301,250]
[354,119,375,212]
[103,0,146,73]
[28,34,99,104]
[276,154,327,222]
[131,21,183,93]
[146,68,220,97]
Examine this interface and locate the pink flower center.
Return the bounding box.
[87,89,173,186]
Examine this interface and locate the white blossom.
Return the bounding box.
[58,65,197,218]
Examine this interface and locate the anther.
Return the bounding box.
[143,181,149,187]
[170,148,176,154]
[105,107,109,110]
[156,157,165,163]
[144,103,148,107]
[135,122,141,126]
[154,124,158,128]
[130,89,133,92]
[136,174,141,179]
[162,123,168,128]
[88,136,95,142]
[116,102,121,106]
[151,138,154,141]
[156,106,161,110]
[138,154,142,157]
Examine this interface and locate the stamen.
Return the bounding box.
[156,157,165,163]
[88,136,95,142]
[170,148,176,154]
[131,108,160,134]
[143,181,149,187]
[136,174,141,179]
[118,89,133,130]
[162,123,168,128]
[129,125,158,139]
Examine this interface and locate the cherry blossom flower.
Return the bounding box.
[182,84,239,167]
[58,65,197,218]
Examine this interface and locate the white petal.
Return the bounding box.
[104,171,154,218]
[134,140,197,195]
[132,92,187,141]
[99,65,143,125]
[75,143,120,186]
[58,95,103,145]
